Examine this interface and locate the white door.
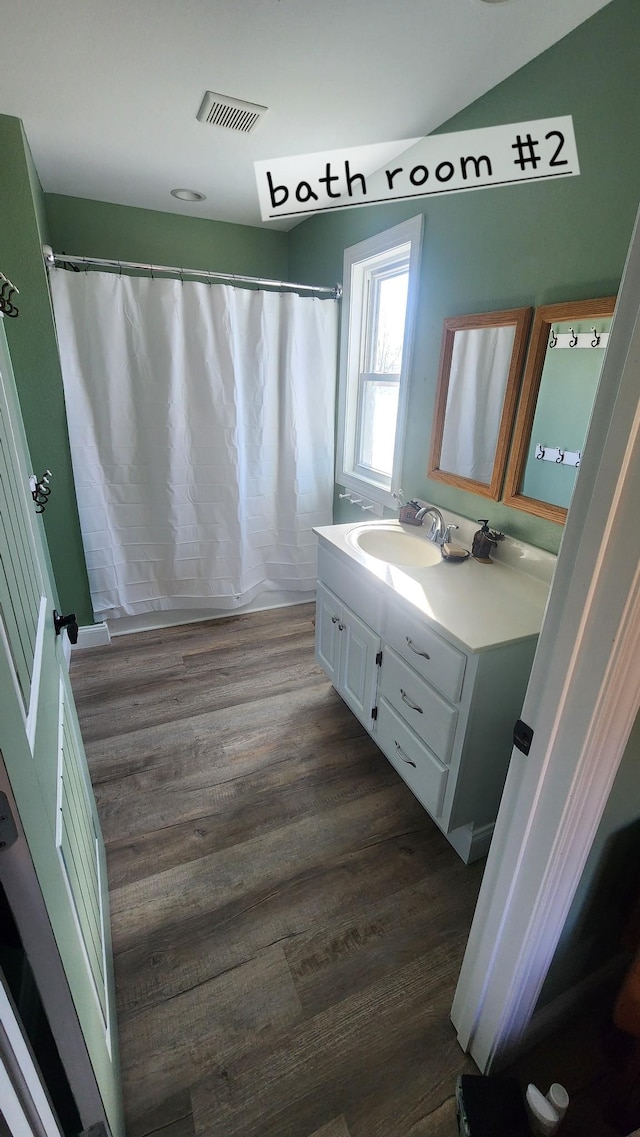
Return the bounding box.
[0,321,123,1136]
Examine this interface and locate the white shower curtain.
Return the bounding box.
[50,268,338,621]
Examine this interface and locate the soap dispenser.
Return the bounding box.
[471,519,504,563]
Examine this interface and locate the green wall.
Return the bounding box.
[288,0,640,553]
[0,116,93,622]
[45,193,288,281]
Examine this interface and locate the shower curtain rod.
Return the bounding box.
[43,245,341,299]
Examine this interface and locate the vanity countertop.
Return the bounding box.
[314,519,554,654]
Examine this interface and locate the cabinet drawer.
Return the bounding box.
[380,646,457,764]
[376,699,448,818]
[384,605,466,703]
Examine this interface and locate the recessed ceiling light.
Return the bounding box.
[170,188,207,202]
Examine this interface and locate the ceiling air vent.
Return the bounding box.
[196,91,267,133]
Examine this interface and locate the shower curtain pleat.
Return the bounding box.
[50,268,338,621]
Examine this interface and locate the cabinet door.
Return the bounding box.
[315,580,341,682]
[339,607,380,727]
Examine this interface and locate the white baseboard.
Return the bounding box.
[106,591,317,637]
[447,821,495,864]
[74,622,111,649]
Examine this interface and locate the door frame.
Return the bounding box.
[0,756,112,1134]
[0,965,64,1137]
[452,204,640,1069]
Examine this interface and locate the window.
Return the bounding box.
[336,216,423,507]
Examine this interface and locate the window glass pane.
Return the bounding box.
[357,379,399,476]
[371,271,409,374]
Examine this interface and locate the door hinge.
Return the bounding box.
[513,718,533,756]
[0,793,19,852]
[371,706,378,721]
[376,650,383,666]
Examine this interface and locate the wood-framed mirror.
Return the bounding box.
[428,307,532,500]
[503,296,616,524]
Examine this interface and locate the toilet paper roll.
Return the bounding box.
[526,1083,560,1136]
[546,1082,569,1121]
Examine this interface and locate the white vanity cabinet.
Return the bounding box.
[314,537,541,863]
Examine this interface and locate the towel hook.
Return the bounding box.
[568,327,578,347]
[549,328,558,349]
[0,279,19,318]
[591,326,601,347]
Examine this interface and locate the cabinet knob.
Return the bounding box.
[331,615,339,624]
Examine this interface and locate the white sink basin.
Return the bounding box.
[349,524,442,568]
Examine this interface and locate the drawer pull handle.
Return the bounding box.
[395,740,417,768]
[400,688,423,713]
[406,636,430,660]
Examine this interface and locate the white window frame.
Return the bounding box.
[336,215,423,508]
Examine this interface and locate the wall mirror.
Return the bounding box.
[503,296,616,524]
[428,307,532,500]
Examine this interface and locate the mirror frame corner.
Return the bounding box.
[428,306,533,501]
[502,295,617,525]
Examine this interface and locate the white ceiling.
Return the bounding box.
[0,0,612,231]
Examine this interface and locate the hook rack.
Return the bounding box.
[338,491,379,513]
[548,328,609,350]
[29,470,52,513]
[0,273,20,319]
[535,444,581,468]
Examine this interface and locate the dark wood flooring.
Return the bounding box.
[71,604,624,1137]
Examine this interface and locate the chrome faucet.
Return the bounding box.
[415,505,446,545]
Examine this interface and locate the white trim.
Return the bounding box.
[25,596,47,754]
[106,592,316,637]
[336,216,423,508]
[95,833,113,1059]
[73,623,111,650]
[451,205,640,1071]
[446,821,495,865]
[0,972,64,1136]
